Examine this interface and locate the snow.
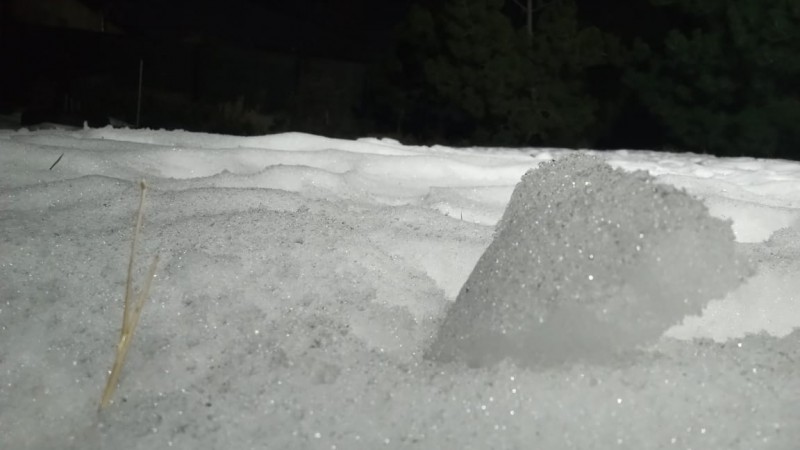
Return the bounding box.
[1,127,799,449]
[429,155,753,368]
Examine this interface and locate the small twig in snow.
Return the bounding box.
[49,153,64,170]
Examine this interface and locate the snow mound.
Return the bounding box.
[428,154,753,367]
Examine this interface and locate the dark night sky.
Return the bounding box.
[79,0,657,61]
[85,0,415,60]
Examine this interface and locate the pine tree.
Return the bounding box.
[628,0,800,158]
[375,0,621,146]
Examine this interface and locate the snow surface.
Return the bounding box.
[1,127,799,449]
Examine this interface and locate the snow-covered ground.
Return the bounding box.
[1,127,799,449]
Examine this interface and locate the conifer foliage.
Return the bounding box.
[381,0,621,147]
[370,0,800,159]
[627,0,800,157]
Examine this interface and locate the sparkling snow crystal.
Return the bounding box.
[428,154,753,367]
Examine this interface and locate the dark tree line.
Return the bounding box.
[366,0,800,159]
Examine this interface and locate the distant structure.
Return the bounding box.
[6,0,123,33]
[2,0,368,136]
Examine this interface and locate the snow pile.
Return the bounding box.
[429,155,752,367]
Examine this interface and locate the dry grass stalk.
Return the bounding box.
[99,180,159,411]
